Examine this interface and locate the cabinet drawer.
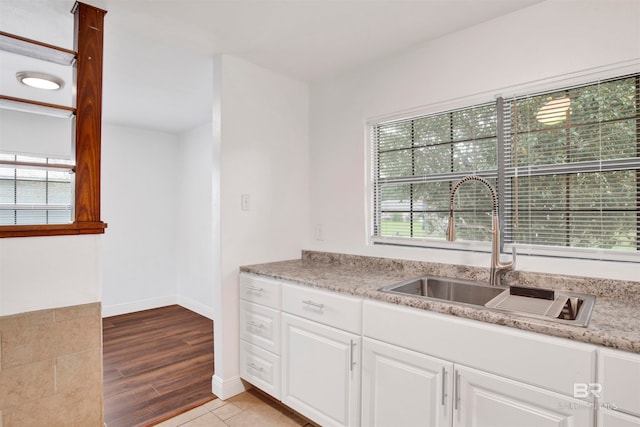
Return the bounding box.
[240,340,281,400]
[239,273,281,309]
[282,282,362,333]
[240,300,280,354]
[599,348,640,417]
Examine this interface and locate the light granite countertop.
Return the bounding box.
[240,251,640,354]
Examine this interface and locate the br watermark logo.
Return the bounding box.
[563,383,618,411]
[573,383,602,399]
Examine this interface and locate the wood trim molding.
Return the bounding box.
[0,222,107,238]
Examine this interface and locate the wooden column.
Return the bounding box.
[73,2,107,229]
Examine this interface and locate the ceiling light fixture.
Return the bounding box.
[536,96,571,125]
[16,71,65,90]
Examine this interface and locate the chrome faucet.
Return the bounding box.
[446,175,515,286]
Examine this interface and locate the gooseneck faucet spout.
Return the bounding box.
[446,175,515,286]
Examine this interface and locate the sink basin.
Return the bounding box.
[379,276,595,327]
[380,276,506,306]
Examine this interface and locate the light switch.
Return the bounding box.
[241,194,250,211]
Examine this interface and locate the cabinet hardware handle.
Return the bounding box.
[349,340,356,371]
[248,321,264,329]
[247,286,264,293]
[302,300,325,309]
[454,370,460,411]
[248,362,264,372]
[442,367,447,406]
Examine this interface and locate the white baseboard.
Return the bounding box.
[101,295,177,317]
[212,374,247,400]
[177,295,214,320]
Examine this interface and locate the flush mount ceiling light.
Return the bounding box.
[536,96,571,125]
[16,71,65,90]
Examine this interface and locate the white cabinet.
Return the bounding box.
[281,313,361,427]
[239,273,282,399]
[598,348,640,425]
[362,299,596,427]
[281,283,362,427]
[455,365,592,427]
[362,337,453,427]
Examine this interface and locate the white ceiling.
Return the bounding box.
[1,0,543,134]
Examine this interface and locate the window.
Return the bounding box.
[371,73,640,260]
[0,153,74,225]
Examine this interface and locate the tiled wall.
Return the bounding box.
[0,303,103,426]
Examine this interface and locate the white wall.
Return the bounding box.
[176,122,217,319]
[101,123,180,316]
[0,235,101,316]
[308,0,640,281]
[213,54,309,398]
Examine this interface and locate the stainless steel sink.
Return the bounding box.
[380,276,506,306]
[379,276,595,327]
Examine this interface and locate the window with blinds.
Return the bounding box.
[371,72,640,259]
[0,153,74,225]
[372,102,498,243]
[504,75,639,254]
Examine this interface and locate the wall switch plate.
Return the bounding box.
[314,224,324,241]
[241,194,250,211]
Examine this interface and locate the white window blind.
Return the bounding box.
[0,152,74,225]
[372,102,498,243]
[503,74,640,254]
[371,72,640,259]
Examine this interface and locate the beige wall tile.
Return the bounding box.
[0,310,54,332]
[2,314,101,368]
[0,359,54,408]
[3,383,103,427]
[53,303,101,323]
[55,348,102,393]
[0,303,103,427]
[1,323,57,368]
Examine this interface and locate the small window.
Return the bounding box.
[0,152,74,225]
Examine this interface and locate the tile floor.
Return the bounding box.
[154,389,317,427]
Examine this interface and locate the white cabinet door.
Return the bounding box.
[600,409,640,427]
[455,365,593,427]
[362,338,453,427]
[281,313,360,427]
[599,348,640,418]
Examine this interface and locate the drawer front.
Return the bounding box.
[240,300,280,354]
[599,348,640,417]
[240,340,281,400]
[239,273,281,309]
[282,282,362,333]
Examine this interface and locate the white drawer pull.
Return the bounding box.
[302,300,325,310]
[246,285,264,294]
[248,321,264,329]
[248,362,264,373]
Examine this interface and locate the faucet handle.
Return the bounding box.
[511,245,516,270]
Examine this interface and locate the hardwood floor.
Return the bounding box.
[103,305,215,427]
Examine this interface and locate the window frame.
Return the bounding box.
[0,2,107,238]
[368,67,640,263]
